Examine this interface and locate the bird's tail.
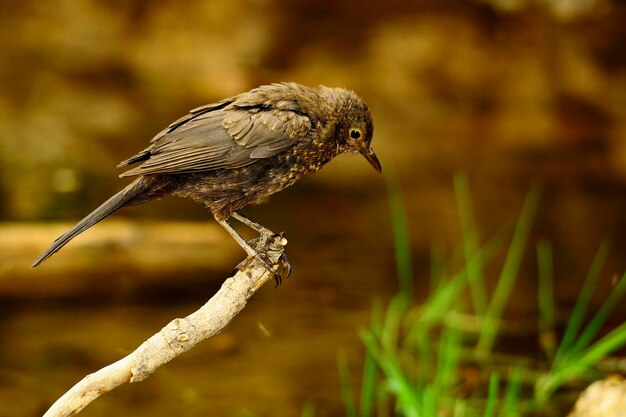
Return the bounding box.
[31,177,151,268]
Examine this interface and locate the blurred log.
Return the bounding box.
[0,221,240,299]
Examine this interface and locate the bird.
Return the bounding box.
[31,82,381,282]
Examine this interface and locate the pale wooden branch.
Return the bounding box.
[43,232,287,417]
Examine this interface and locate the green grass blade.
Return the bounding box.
[483,373,500,417]
[537,240,556,359]
[571,319,626,371]
[454,174,487,316]
[421,385,437,417]
[360,347,377,417]
[435,327,462,395]
[385,168,414,297]
[337,352,357,417]
[503,367,522,417]
[477,186,541,355]
[382,355,422,415]
[360,327,423,415]
[381,294,410,351]
[537,318,626,400]
[414,325,433,386]
[418,226,509,328]
[555,240,610,362]
[568,271,626,358]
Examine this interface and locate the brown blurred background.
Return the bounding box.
[1,0,626,416]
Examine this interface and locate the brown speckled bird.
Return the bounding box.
[32,82,381,280]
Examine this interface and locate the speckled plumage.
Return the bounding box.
[32,82,381,270]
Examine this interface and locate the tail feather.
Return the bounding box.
[32,178,150,268]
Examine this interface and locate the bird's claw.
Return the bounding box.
[280,252,292,279]
[231,232,291,287]
[269,251,292,287]
[259,232,290,287]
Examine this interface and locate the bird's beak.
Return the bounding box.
[360,147,382,173]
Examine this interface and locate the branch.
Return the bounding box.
[43,232,287,417]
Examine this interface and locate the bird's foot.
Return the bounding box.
[232,232,291,287]
[270,249,292,287]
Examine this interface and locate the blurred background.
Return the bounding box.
[1,0,626,416]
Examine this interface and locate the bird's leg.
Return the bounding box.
[231,212,271,234]
[217,218,289,286]
[230,212,291,281]
[216,217,271,264]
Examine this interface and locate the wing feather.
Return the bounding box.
[119,95,311,177]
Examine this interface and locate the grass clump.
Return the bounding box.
[339,175,626,417]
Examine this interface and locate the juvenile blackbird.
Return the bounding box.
[32,82,381,280]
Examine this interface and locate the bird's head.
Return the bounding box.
[336,91,381,173]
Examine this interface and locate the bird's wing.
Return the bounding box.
[118,99,311,177]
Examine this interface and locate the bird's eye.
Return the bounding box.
[349,128,363,140]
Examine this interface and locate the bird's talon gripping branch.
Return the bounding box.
[231,232,290,286]
[271,234,291,279]
[271,235,291,284]
[235,252,283,287]
[257,251,288,287]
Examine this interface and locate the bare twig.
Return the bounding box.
[43,232,287,417]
